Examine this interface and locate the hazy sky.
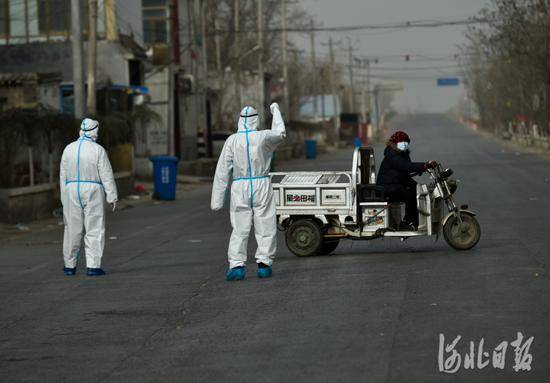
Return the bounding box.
[293,0,490,113]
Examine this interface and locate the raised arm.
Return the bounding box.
[264,102,286,151]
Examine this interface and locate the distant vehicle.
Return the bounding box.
[271,147,481,256]
[211,131,232,158]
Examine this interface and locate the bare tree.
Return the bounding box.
[461,0,550,136]
[202,1,332,129]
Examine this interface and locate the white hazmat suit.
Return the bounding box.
[60,118,118,269]
[211,104,286,269]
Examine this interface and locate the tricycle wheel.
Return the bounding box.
[443,213,481,250]
[286,219,323,257]
[319,239,340,255]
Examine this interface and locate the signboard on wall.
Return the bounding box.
[437,78,460,86]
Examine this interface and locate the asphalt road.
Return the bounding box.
[1,114,549,382]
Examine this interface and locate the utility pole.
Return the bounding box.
[171,0,183,157]
[347,36,355,113]
[310,18,317,120]
[234,0,241,108]
[71,0,84,118]
[360,59,366,125]
[188,0,199,158]
[321,66,326,121]
[86,0,98,115]
[374,86,380,137]
[189,0,209,157]
[104,0,116,41]
[214,18,222,73]
[366,59,371,117]
[24,0,29,43]
[281,0,289,120]
[200,0,211,157]
[328,37,339,135]
[167,0,176,156]
[365,59,372,141]
[258,0,265,126]
[172,0,181,66]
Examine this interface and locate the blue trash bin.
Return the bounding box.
[150,156,179,200]
[305,139,317,159]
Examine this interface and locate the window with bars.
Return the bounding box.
[0,1,8,37]
[38,0,71,35]
[0,0,75,40]
[142,0,168,44]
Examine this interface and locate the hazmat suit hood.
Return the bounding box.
[238,106,259,131]
[79,118,99,141]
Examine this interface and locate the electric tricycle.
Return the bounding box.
[270,147,481,257]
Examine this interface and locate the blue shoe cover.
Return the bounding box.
[63,267,76,276]
[257,266,272,279]
[86,268,106,276]
[226,267,246,281]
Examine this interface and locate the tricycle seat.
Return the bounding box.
[357,184,386,202]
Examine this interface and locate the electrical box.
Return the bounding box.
[179,74,194,94]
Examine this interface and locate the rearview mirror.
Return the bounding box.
[440,168,454,179]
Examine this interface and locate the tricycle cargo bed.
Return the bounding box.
[270,171,353,215]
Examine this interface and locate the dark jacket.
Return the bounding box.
[377,147,425,191]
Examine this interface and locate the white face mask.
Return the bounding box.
[396,141,409,151]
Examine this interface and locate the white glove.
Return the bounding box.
[110,202,117,212]
[270,102,279,114]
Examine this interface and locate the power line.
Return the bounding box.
[207,17,488,36]
[357,73,461,81]
[282,46,475,65]
[357,64,461,71]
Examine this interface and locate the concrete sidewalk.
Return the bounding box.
[0,179,209,245]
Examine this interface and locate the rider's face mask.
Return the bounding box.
[396,141,409,151]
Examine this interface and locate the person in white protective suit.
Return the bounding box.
[211,103,286,281]
[59,118,118,276]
